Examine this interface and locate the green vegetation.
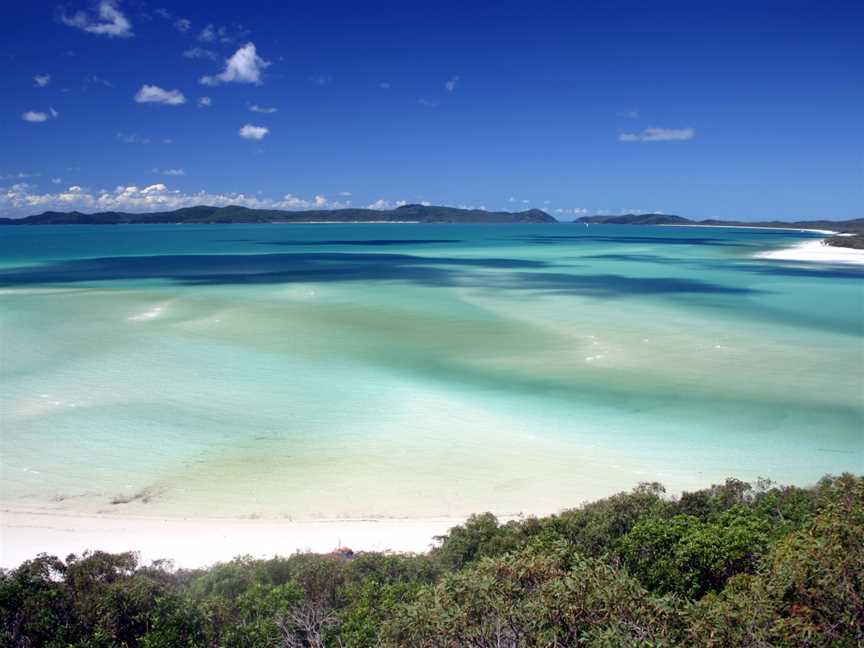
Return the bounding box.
[826,234,864,250]
[0,204,556,225]
[2,474,861,647]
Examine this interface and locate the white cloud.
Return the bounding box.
[197,24,246,43]
[33,74,51,87]
[309,74,332,86]
[116,132,151,144]
[52,178,62,184]
[0,171,40,180]
[183,47,218,61]
[0,183,352,218]
[366,199,407,209]
[134,84,186,105]
[239,124,269,140]
[444,75,459,92]
[198,96,212,107]
[554,207,590,220]
[153,8,190,33]
[618,127,695,142]
[417,98,437,107]
[152,168,185,176]
[249,104,277,113]
[200,43,270,86]
[378,81,390,89]
[617,109,640,119]
[22,109,58,122]
[84,75,113,88]
[198,24,216,41]
[338,191,352,196]
[60,0,133,38]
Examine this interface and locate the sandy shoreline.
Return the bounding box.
[657,222,864,264]
[0,509,475,568]
[755,239,864,265]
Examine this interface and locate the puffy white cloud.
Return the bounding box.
[33,74,51,87]
[60,0,133,38]
[183,47,218,61]
[338,191,352,196]
[22,109,58,122]
[0,183,351,218]
[200,43,270,86]
[249,104,277,113]
[198,96,212,107]
[152,168,185,176]
[619,127,695,142]
[22,111,47,122]
[239,124,269,140]
[444,75,459,92]
[366,199,407,210]
[134,85,186,105]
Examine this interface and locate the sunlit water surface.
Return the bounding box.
[1,223,861,519]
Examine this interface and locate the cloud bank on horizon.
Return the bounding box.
[1,0,861,220]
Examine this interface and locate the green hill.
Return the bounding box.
[0,204,556,225]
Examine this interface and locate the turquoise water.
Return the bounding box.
[1,224,861,519]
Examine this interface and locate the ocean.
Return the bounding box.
[1,223,861,520]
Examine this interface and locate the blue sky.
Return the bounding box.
[1,0,862,220]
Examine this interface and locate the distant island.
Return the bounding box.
[0,203,556,225]
[577,213,864,249]
[6,205,862,249]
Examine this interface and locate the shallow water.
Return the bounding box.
[1,223,861,519]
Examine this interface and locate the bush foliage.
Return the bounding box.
[2,474,861,647]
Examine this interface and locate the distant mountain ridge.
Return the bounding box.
[577,212,864,233]
[577,213,692,225]
[0,204,556,225]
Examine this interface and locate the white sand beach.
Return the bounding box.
[755,239,864,265]
[0,510,468,568]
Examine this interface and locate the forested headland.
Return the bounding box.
[2,473,861,647]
